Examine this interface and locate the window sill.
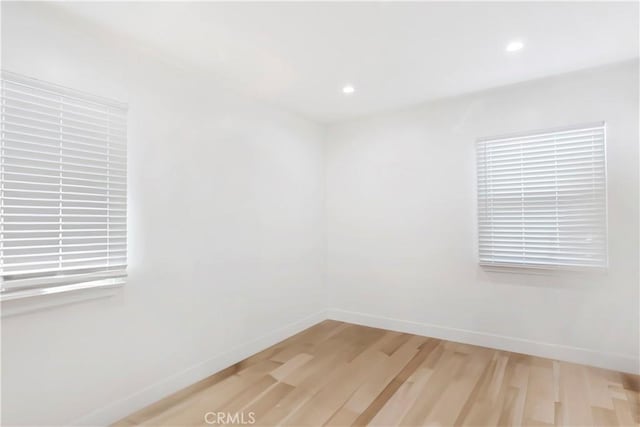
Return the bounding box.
[479,263,608,276]
[1,280,124,317]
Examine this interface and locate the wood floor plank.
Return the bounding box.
[326,335,425,425]
[270,353,314,382]
[558,362,596,426]
[423,346,494,426]
[282,348,388,425]
[399,347,467,425]
[256,339,360,425]
[353,337,441,427]
[113,322,640,427]
[368,367,433,426]
[524,363,555,425]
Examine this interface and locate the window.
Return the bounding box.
[0,71,127,301]
[477,123,607,270]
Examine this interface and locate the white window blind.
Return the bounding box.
[477,123,607,270]
[0,71,127,301]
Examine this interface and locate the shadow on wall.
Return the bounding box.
[475,266,607,290]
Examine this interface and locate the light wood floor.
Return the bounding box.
[115,320,639,426]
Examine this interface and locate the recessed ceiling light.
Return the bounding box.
[506,41,524,52]
[342,85,355,94]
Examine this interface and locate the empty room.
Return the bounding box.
[1,1,638,426]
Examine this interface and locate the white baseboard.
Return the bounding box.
[327,308,639,375]
[73,310,327,426]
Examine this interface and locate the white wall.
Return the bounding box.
[2,3,638,426]
[326,61,639,374]
[1,3,326,425]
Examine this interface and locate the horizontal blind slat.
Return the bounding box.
[3,138,127,159]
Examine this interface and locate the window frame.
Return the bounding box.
[476,122,609,272]
[0,70,128,302]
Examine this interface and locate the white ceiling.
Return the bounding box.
[55,1,638,123]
